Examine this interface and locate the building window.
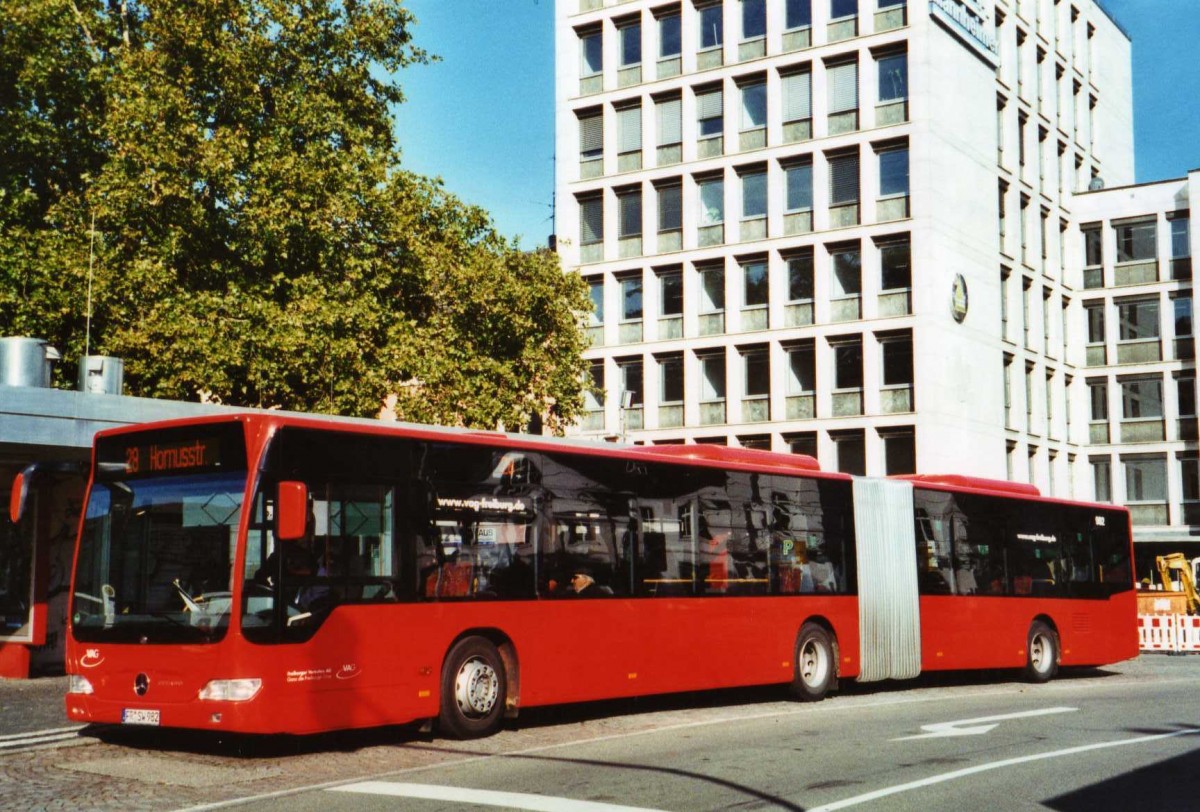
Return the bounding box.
[659,12,681,58]
[580,30,602,77]
[879,237,911,290]
[743,261,768,308]
[1082,223,1102,283]
[1086,302,1105,344]
[617,105,642,158]
[1171,216,1190,258]
[697,87,724,137]
[787,342,816,394]
[1088,379,1108,421]
[1118,299,1160,342]
[782,71,812,126]
[699,176,725,226]
[1174,296,1193,338]
[882,429,915,475]
[579,111,603,162]
[878,144,909,197]
[833,430,866,476]
[1181,455,1199,503]
[831,0,858,20]
[619,19,642,67]
[830,243,861,299]
[785,160,813,213]
[585,360,605,412]
[833,337,864,389]
[620,275,644,321]
[786,0,812,28]
[700,352,726,400]
[657,95,683,151]
[1177,375,1196,417]
[1115,219,1157,263]
[829,151,860,209]
[827,60,859,128]
[660,270,683,316]
[660,355,684,403]
[1091,457,1111,502]
[1121,377,1163,420]
[587,277,604,326]
[881,332,912,386]
[580,195,603,247]
[743,348,770,397]
[742,0,766,39]
[617,187,643,239]
[698,3,723,50]
[741,170,767,220]
[618,358,644,408]
[740,81,767,131]
[1124,456,1166,503]
[877,51,907,103]
[700,265,725,312]
[787,251,814,301]
[657,183,682,234]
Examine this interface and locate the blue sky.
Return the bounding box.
[393,0,1200,245]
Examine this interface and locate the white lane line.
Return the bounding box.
[333,781,667,812]
[808,727,1200,812]
[0,726,83,742]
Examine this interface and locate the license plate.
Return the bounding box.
[121,708,161,726]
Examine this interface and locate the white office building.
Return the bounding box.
[554,0,1197,562]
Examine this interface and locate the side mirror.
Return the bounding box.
[9,467,31,524]
[276,481,309,541]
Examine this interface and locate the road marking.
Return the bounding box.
[0,726,84,752]
[333,781,667,811]
[809,727,1200,812]
[174,672,1197,812]
[892,706,1078,740]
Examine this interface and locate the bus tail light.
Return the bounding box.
[68,674,94,695]
[199,679,262,702]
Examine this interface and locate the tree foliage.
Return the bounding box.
[0,0,589,432]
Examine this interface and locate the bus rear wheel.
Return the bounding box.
[439,636,506,739]
[791,623,836,701]
[1023,621,1059,683]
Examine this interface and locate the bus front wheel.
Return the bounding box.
[791,623,836,701]
[1023,621,1059,683]
[439,636,507,739]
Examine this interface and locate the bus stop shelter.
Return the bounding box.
[1,383,230,677]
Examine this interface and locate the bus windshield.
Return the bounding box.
[73,472,246,643]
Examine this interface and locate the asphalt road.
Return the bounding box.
[1,656,1197,811]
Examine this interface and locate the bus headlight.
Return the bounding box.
[68,674,94,695]
[198,678,262,702]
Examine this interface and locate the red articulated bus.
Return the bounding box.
[17,413,1137,738]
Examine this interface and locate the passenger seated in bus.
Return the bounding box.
[254,540,329,611]
[568,566,612,597]
[424,545,473,598]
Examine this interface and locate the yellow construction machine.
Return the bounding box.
[1154,554,1200,615]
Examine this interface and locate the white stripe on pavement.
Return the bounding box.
[332,781,667,812]
[0,725,83,742]
[808,727,1200,812]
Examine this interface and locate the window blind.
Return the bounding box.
[618,190,643,237]
[827,62,858,114]
[580,198,603,244]
[783,72,812,121]
[657,98,682,145]
[697,89,724,121]
[617,106,642,153]
[579,114,603,157]
[829,154,860,204]
[658,185,682,231]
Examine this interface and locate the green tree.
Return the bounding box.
[0,0,589,431]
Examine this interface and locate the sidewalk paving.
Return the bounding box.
[0,675,70,738]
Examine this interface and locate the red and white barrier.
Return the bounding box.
[1138,614,1200,653]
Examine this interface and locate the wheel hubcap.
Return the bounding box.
[454,657,499,718]
[800,640,828,686]
[1031,635,1048,671]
